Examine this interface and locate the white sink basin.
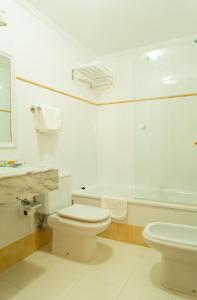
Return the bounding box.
[0,167,18,174]
[0,166,57,177]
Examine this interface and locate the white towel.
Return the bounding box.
[34,106,61,133]
[101,196,128,221]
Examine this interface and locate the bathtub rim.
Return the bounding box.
[72,193,197,213]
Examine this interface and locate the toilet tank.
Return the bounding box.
[36,172,72,215]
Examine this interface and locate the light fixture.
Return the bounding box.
[146,50,162,61]
[161,76,176,85]
[0,10,6,27]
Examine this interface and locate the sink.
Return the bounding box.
[0,166,34,176]
[0,167,18,174]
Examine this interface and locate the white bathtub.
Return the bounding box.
[73,183,197,209]
[73,184,197,227]
[73,184,133,199]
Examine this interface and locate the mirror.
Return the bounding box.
[0,53,13,146]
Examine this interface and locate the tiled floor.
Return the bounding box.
[0,237,194,300]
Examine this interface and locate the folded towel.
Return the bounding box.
[34,106,61,133]
[101,196,128,221]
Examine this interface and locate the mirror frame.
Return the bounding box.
[0,51,16,149]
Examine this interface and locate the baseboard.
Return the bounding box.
[0,223,147,273]
[98,222,148,247]
[0,227,52,273]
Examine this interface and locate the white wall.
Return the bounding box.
[97,36,197,204]
[0,0,97,248]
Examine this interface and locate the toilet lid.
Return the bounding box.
[57,204,110,223]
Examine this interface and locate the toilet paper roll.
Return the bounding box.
[23,207,36,216]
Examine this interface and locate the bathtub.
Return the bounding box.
[73,184,133,199]
[72,184,197,227]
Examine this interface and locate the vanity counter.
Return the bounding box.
[0,167,58,199]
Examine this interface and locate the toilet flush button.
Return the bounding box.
[139,124,146,130]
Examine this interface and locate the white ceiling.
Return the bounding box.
[24,0,197,55]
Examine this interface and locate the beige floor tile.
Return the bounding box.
[0,257,84,300]
[27,247,90,275]
[117,260,163,299]
[118,285,174,300]
[62,277,122,300]
[98,237,160,261]
[170,294,192,300]
[53,238,142,288]
[0,237,193,300]
[172,293,196,300]
[84,255,140,287]
[118,256,193,300]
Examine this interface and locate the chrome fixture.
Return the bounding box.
[0,10,6,27]
[30,105,41,112]
[17,196,41,216]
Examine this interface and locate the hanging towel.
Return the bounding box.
[34,109,41,131]
[101,196,128,221]
[34,106,61,133]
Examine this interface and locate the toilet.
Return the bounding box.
[37,172,111,261]
[143,222,197,297]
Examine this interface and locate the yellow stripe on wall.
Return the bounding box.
[98,222,148,247]
[0,109,11,113]
[16,76,197,106]
[16,76,96,106]
[97,92,197,106]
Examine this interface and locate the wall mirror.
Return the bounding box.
[0,52,15,147]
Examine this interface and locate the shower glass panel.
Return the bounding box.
[134,101,161,202]
[134,39,197,205]
[160,98,197,205]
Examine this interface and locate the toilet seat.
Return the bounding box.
[57,204,110,223]
[49,206,111,232]
[50,213,111,231]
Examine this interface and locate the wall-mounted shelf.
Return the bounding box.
[72,62,113,88]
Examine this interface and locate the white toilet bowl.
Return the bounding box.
[143,222,197,297]
[48,204,111,261]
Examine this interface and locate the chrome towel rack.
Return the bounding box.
[72,61,113,88]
